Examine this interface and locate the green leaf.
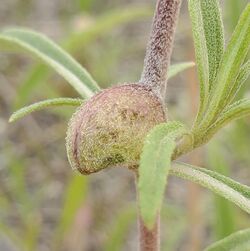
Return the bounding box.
[226,0,248,32]
[9,98,83,122]
[167,62,195,80]
[201,4,250,127]
[0,28,100,98]
[78,0,92,11]
[139,122,188,229]
[205,99,250,142]
[13,64,49,109]
[225,60,250,105]
[204,228,250,251]
[53,174,88,248]
[0,223,28,251]
[188,0,210,119]
[207,142,236,239]
[14,6,151,107]
[23,216,41,251]
[171,162,250,214]
[200,0,224,87]
[104,206,136,251]
[3,151,42,250]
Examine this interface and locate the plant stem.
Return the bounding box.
[140,0,182,100]
[139,215,160,251]
[137,1,182,249]
[135,172,160,251]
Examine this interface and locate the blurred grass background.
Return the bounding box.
[0,0,249,250]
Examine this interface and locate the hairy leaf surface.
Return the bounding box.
[225,60,250,105]
[204,228,250,251]
[171,162,250,214]
[206,98,250,140]
[9,98,83,122]
[139,122,188,229]
[0,29,100,98]
[168,62,195,79]
[202,4,250,126]
[188,0,209,118]
[200,0,224,87]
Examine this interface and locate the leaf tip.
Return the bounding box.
[8,115,15,123]
[8,111,19,123]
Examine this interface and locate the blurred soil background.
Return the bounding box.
[0,0,249,250]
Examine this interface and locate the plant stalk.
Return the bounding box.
[139,215,160,251]
[135,172,160,251]
[140,0,182,100]
[137,1,182,250]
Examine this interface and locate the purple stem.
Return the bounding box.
[139,215,160,251]
[140,0,182,100]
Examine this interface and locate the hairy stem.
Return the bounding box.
[139,215,160,251]
[140,0,182,100]
[137,1,182,250]
[135,172,160,251]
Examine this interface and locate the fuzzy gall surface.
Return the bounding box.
[66,84,167,175]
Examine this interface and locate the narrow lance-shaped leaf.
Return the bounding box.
[200,0,224,87]
[9,98,83,123]
[171,162,250,214]
[16,60,194,109]
[188,0,209,120]
[139,122,188,229]
[205,98,250,142]
[14,6,152,107]
[167,62,195,80]
[204,228,250,251]
[201,4,250,128]
[0,29,100,98]
[225,60,250,105]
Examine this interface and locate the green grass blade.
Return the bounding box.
[104,206,136,251]
[188,0,209,120]
[202,4,250,126]
[0,28,100,98]
[14,65,49,108]
[53,174,88,248]
[4,153,42,250]
[204,228,250,251]
[23,216,41,251]
[139,122,187,229]
[78,0,92,11]
[9,98,83,123]
[7,157,28,204]
[226,0,248,32]
[207,143,236,239]
[168,62,195,80]
[171,162,250,214]
[200,0,224,87]
[0,223,28,251]
[64,6,152,51]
